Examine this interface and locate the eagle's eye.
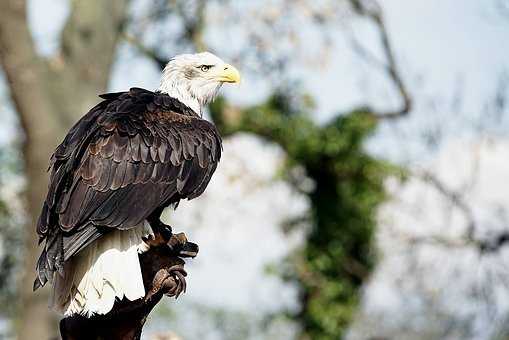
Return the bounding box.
[199,65,212,72]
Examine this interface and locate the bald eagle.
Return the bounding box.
[33,52,240,316]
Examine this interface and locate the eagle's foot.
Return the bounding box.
[159,225,173,241]
[168,232,199,258]
[148,220,173,241]
[142,232,166,248]
[142,231,199,258]
[145,264,187,301]
[144,220,173,247]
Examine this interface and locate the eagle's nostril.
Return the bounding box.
[224,67,228,70]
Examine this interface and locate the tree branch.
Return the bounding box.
[123,33,169,71]
[123,0,208,71]
[417,170,476,236]
[58,0,128,85]
[0,0,63,138]
[175,0,208,51]
[60,234,197,340]
[413,170,509,254]
[45,0,129,124]
[350,0,412,120]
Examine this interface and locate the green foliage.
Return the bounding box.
[211,91,398,339]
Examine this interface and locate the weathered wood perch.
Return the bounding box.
[60,233,197,340]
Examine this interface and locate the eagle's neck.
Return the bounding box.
[158,81,202,116]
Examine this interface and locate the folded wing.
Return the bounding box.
[34,88,222,289]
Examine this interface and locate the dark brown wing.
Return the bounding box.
[34,88,222,289]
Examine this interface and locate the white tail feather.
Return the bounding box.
[50,222,153,317]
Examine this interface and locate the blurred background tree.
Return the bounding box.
[207,3,410,335]
[0,1,400,338]
[210,93,402,338]
[0,0,508,340]
[0,147,23,323]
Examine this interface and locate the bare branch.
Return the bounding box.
[123,0,208,71]
[123,33,169,71]
[416,170,476,236]
[348,34,387,71]
[350,0,412,119]
[387,226,474,249]
[175,0,208,51]
[413,170,509,254]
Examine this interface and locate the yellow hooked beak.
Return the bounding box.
[215,64,241,83]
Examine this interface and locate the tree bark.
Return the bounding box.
[0,1,128,339]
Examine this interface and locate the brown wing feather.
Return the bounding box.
[34,88,222,289]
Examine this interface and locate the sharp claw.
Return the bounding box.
[174,280,181,299]
[176,241,199,258]
[166,265,184,273]
[166,283,177,297]
[177,279,183,298]
[175,271,186,294]
[146,232,196,301]
[153,231,199,258]
[158,265,187,299]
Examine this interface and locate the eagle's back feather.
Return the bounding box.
[34,87,222,290]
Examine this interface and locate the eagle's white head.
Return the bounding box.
[159,52,241,115]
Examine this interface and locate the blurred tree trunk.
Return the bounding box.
[0,1,128,339]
